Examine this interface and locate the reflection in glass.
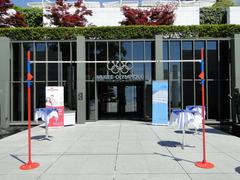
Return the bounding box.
[182,41,193,79]
[145,41,154,81]
[109,42,119,61]
[125,86,137,112]
[169,41,180,80]
[163,41,169,80]
[107,86,118,113]
[86,82,95,120]
[207,41,218,79]
[36,43,46,81]
[86,42,95,79]
[133,42,144,76]
[170,80,181,108]
[121,41,132,60]
[48,42,58,81]
[96,42,107,75]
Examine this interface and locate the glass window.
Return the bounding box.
[183,81,194,107]
[86,82,96,120]
[219,41,230,80]
[207,41,218,79]
[109,42,119,61]
[220,80,230,119]
[208,81,218,119]
[35,83,46,108]
[36,43,46,81]
[96,42,107,75]
[86,42,95,79]
[125,86,137,112]
[169,41,181,80]
[169,80,181,108]
[60,42,70,81]
[163,41,169,80]
[121,41,132,60]
[182,41,193,79]
[48,42,58,81]
[133,41,144,76]
[12,83,21,121]
[145,41,154,81]
[12,43,21,81]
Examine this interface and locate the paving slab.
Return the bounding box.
[0,120,239,180]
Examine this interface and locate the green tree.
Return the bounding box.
[212,0,234,8]
[14,6,43,27]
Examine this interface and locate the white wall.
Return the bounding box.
[86,7,199,27]
[174,7,199,25]
[86,8,123,26]
[227,7,240,25]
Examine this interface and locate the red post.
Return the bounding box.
[20,51,40,170]
[195,48,214,169]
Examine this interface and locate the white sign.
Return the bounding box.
[46,86,64,107]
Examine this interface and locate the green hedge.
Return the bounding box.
[0,25,240,40]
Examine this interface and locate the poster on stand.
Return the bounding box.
[152,81,168,125]
[46,86,64,127]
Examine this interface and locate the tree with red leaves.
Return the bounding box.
[0,0,27,27]
[120,4,176,26]
[45,0,92,27]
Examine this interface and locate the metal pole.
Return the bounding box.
[20,51,40,170]
[29,59,202,64]
[195,48,214,169]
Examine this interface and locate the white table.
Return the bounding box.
[35,108,58,139]
[169,108,203,148]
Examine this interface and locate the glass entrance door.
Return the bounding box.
[98,83,143,119]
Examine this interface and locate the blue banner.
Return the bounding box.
[152,81,168,125]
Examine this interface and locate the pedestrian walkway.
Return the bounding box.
[0,120,240,180]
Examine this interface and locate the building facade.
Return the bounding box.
[1,35,240,128]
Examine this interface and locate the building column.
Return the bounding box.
[0,37,10,128]
[155,35,164,80]
[76,36,86,124]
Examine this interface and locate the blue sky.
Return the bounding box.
[13,0,44,7]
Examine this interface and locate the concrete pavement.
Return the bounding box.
[0,120,240,180]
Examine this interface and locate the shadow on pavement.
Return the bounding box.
[174,130,195,134]
[31,135,53,141]
[158,141,196,148]
[10,154,26,164]
[235,166,240,174]
[154,152,194,164]
[158,140,182,147]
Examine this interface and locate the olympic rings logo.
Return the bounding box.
[107,61,133,74]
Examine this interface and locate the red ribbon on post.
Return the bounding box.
[195,48,214,169]
[20,51,40,170]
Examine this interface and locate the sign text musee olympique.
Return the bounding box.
[96,74,144,81]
